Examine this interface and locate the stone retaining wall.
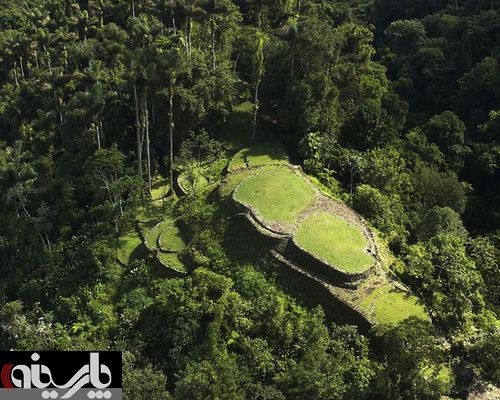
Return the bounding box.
[229,213,289,249]
[136,221,188,277]
[286,239,375,288]
[230,166,379,288]
[231,189,291,236]
[152,254,187,278]
[272,251,372,333]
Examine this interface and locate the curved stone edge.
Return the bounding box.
[116,241,147,268]
[287,237,376,288]
[231,166,378,287]
[229,213,290,253]
[271,251,373,333]
[136,221,188,277]
[231,187,292,236]
[154,253,188,277]
[150,179,170,202]
[171,169,189,197]
[137,221,153,251]
[176,174,190,196]
[228,161,290,174]
[141,221,163,252]
[242,212,290,241]
[158,225,184,254]
[291,166,381,265]
[158,247,180,254]
[296,185,381,269]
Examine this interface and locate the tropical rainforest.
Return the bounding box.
[0,0,499,399]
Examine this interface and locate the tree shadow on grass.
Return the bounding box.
[223,214,278,263]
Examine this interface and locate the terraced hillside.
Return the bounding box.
[115,107,428,329]
[234,168,315,226]
[115,202,189,277]
[296,213,373,273]
[143,218,188,275]
[224,144,428,327]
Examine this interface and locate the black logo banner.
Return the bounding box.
[0,351,122,400]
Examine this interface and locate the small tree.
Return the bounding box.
[178,130,223,193]
[417,206,467,240]
[84,146,139,232]
[373,318,452,400]
[156,35,186,191]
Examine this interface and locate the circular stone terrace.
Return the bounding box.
[232,166,379,276]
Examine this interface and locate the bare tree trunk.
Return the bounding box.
[211,17,217,70]
[63,45,68,73]
[43,44,52,73]
[234,52,240,74]
[99,118,104,147]
[151,92,156,130]
[37,230,48,250]
[21,205,49,251]
[96,123,101,149]
[19,57,25,78]
[133,80,143,177]
[13,61,19,86]
[172,12,177,35]
[57,94,63,124]
[253,80,260,142]
[144,93,152,191]
[45,232,52,251]
[131,0,136,17]
[187,16,192,57]
[168,81,175,189]
[34,48,39,70]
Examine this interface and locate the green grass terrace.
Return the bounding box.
[159,223,185,253]
[116,229,142,265]
[233,168,315,225]
[358,283,429,325]
[295,213,374,273]
[228,140,289,172]
[144,219,188,273]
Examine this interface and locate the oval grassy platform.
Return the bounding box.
[295,213,374,273]
[151,179,169,201]
[233,168,315,224]
[159,223,185,252]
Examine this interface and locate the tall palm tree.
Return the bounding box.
[199,0,230,70]
[127,15,155,180]
[275,5,299,78]
[157,36,185,191]
[124,49,146,177]
[176,0,206,57]
[159,0,180,34]
[252,30,266,142]
[90,82,106,149]
[89,0,106,27]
